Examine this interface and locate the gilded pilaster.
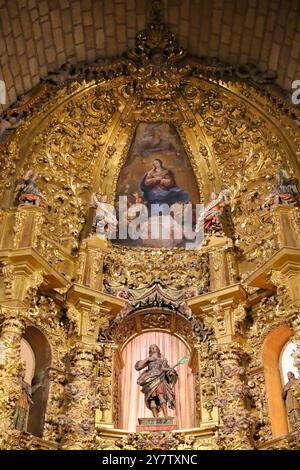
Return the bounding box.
[95,342,117,429]
[194,342,218,427]
[43,368,65,443]
[75,236,109,291]
[0,308,26,441]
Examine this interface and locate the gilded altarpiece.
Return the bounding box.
[0,8,300,451]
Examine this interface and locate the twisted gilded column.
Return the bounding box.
[214,343,255,449]
[0,308,26,446]
[61,344,98,450]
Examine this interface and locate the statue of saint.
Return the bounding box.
[12,369,45,431]
[282,371,300,430]
[15,169,46,207]
[135,344,178,418]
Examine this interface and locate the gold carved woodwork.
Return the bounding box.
[103,246,210,291]
[0,5,300,450]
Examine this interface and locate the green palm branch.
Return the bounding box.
[172,355,190,368]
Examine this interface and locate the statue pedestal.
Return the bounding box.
[137,417,176,432]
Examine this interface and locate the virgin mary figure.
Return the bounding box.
[140,159,189,214]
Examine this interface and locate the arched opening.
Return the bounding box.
[21,326,52,437]
[118,331,195,431]
[262,324,292,438]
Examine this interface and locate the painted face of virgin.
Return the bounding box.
[153,160,162,169]
[287,371,295,380]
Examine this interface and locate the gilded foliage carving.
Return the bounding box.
[198,342,217,421]
[95,430,218,450]
[214,345,256,450]
[183,81,297,271]
[248,372,272,444]
[12,85,122,252]
[103,247,210,291]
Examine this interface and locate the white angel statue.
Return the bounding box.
[89,192,118,239]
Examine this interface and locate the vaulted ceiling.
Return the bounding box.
[0,0,299,110]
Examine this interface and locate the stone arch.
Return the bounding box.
[262,324,293,438]
[23,325,52,437]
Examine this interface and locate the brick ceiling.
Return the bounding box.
[0,0,300,110]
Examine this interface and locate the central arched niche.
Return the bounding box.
[119,330,195,431]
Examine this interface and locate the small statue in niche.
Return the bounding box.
[196,189,230,235]
[89,192,118,239]
[15,169,47,207]
[135,344,182,418]
[282,371,300,431]
[12,369,45,431]
[267,165,299,207]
